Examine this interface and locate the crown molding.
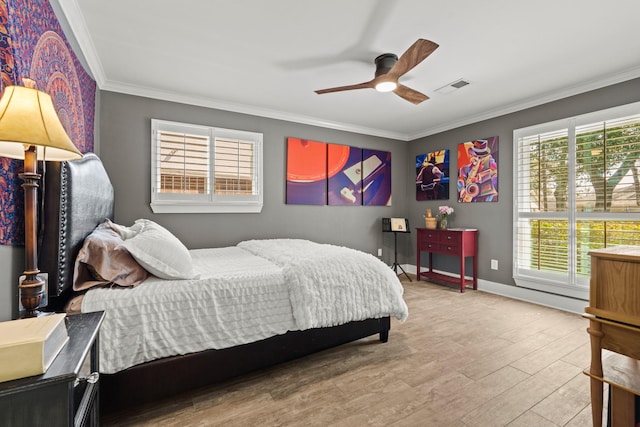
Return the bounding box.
[408,65,640,140]
[53,0,106,86]
[101,79,409,141]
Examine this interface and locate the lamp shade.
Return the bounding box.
[0,85,82,161]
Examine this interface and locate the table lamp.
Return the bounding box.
[0,81,82,316]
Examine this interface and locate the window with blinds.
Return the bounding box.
[157,130,209,194]
[151,119,263,213]
[214,137,255,195]
[513,102,640,299]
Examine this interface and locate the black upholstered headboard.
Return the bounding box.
[39,153,114,308]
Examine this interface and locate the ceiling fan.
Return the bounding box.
[314,39,439,105]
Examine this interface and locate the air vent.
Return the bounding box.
[451,80,469,89]
[434,78,470,95]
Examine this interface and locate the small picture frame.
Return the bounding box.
[390,218,409,232]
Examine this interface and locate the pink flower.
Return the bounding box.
[438,206,454,217]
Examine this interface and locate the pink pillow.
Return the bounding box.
[73,221,149,290]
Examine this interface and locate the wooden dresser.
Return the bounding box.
[416,228,478,292]
[584,246,640,427]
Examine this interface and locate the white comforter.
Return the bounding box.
[238,239,409,329]
[82,240,408,374]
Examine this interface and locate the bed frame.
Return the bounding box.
[39,153,391,414]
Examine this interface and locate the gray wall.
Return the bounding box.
[0,246,22,320]
[408,77,640,285]
[98,91,410,257]
[1,78,639,321]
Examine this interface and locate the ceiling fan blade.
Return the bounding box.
[281,0,396,71]
[387,39,439,79]
[394,84,429,104]
[315,80,375,94]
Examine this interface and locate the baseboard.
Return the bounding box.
[400,264,588,315]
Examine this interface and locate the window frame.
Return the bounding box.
[150,119,263,214]
[513,101,640,300]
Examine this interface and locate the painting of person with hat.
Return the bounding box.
[416,149,449,200]
[457,137,498,202]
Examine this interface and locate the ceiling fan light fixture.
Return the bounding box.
[375,81,397,92]
[314,39,439,104]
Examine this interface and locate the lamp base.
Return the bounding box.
[19,273,45,318]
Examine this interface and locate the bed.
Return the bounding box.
[38,153,408,414]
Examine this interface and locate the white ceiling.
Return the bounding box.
[55,0,640,141]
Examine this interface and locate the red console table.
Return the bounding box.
[416,228,478,292]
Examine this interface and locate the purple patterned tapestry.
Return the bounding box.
[0,0,95,245]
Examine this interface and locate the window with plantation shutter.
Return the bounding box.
[157,129,209,195]
[151,119,263,213]
[513,102,640,299]
[214,137,255,195]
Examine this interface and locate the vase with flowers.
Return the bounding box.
[438,205,454,229]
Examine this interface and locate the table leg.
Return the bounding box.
[459,254,465,293]
[416,244,421,281]
[587,320,604,427]
[610,387,635,427]
[472,254,478,290]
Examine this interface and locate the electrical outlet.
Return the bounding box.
[377,248,383,257]
[491,259,498,270]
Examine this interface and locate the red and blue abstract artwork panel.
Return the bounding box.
[361,148,391,206]
[286,137,327,205]
[328,144,362,206]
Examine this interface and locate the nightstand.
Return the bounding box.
[0,311,105,427]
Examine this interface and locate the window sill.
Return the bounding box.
[150,202,263,214]
[513,275,589,300]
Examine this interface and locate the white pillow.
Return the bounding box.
[108,219,196,280]
[107,218,144,240]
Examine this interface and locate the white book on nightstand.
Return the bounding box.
[0,313,69,382]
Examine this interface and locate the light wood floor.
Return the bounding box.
[103,276,603,426]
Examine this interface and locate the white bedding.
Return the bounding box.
[82,246,293,373]
[238,239,409,329]
[82,240,408,374]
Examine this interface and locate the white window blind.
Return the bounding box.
[157,130,209,195]
[515,129,570,278]
[151,119,263,213]
[214,137,255,195]
[514,103,640,299]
